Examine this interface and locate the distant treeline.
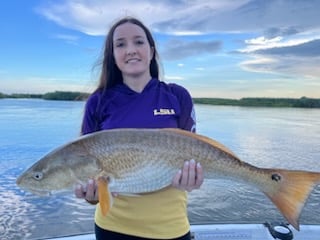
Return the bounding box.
[193,97,320,108]
[1,91,320,108]
[0,91,90,101]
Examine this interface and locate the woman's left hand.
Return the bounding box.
[172,159,204,192]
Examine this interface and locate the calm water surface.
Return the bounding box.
[0,99,319,240]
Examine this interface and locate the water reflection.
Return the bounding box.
[190,105,320,226]
[1,100,320,239]
[0,169,34,240]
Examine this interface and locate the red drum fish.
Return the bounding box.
[16,128,320,230]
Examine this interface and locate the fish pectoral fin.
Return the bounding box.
[97,177,113,216]
[264,169,320,231]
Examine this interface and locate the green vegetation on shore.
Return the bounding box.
[193,97,320,108]
[0,91,89,101]
[1,91,319,108]
[42,91,90,101]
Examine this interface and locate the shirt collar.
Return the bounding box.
[114,78,158,95]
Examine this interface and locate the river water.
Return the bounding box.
[0,99,319,239]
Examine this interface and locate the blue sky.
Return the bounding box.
[1,0,320,98]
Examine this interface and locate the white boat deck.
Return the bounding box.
[43,223,320,240]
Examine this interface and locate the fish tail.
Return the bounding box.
[98,177,113,216]
[263,169,320,231]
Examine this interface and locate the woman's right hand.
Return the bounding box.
[74,178,118,204]
[75,179,99,204]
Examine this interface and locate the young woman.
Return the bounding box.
[75,17,204,240]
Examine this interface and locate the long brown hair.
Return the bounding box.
[95,17,160,92]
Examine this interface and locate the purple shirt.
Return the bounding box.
[82,78,196,134]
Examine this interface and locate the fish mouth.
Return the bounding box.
[27,188,51,196]
[17,184,52,196]
[16,174,52,196]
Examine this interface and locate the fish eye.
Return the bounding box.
[33,172,43,181]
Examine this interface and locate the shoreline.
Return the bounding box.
[1,91,320,108]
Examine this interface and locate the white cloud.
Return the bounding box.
[240,57,279,73]
[164,75,184,81]
[33,0,320,98]
[245,36,282,45]
[51,34,80,45]
[2,77,95,94]
[161,39,221,60]
[36,0,182,36]
[195,67,205,71]
[240,54,320,79]
[240,36,318,53]
[53,34,79,41]
[36,0,320,36]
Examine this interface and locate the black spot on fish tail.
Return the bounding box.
[271,173,282,182]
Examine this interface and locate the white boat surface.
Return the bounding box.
[42,223,320,240]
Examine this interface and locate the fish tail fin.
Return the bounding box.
[263,169,320,231]
[98,177,113,216]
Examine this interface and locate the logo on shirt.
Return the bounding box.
[153,108,176,116]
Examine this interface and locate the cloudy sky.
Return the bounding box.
[1,0,320,98]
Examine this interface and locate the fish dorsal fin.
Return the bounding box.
[163,128,239,160]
